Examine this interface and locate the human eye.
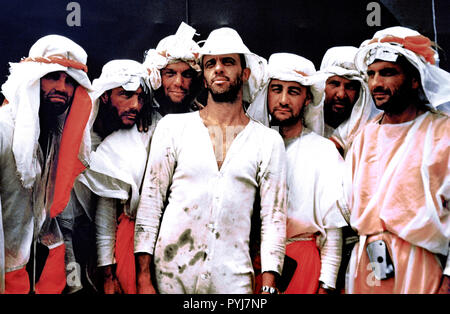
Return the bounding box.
[222,58,236,65]
[204,59,215,69]
[162,69,175,77]
[366,70,375,78]
[43,71,61,81]
[327,80,340,88]
[269,85,282,93]
[380,68,399,76]
[182,69,195,79]
[289,88,301,96]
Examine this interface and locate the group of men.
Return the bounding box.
[0,21,448,295]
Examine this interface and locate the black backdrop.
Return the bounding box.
[0,0,449,87]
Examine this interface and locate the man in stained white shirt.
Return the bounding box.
[64,59,158,294]
[254,53,347,293]
[134,27,287,294]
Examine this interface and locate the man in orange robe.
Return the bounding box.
[345,26,450,294]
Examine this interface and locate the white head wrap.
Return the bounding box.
[246,53,324,134]
[318,46,379,153]
[355,26,450,108]
[198,27,268,104]
[1,34,92,189]
[143,22,201,90]
[90,59,151,103]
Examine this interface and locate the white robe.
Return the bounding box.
[135,111,287,293]
[285,128,347,287]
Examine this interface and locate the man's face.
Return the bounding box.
[161,61,196,104]
[267,79,311,126]
[202,53,250,103]
[324,75,360,121]
[102,86,145,128]
[40,71,77,116]
[367,60,419,114]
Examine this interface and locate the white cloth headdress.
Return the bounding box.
[246,53,324,134]
[318,46,379,153]
[90,59,151,103]
[1,34,93,190]
[198,27,268,104]
[143,22,201,90]
[354,26,450,108]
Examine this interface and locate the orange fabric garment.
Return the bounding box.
[115,213,136,294]
[50,87,91,218]
[349,232,442,293]
[35,244,66,294]
[347,111,449,293]
[4,267,30,294]
[284,240,321,294]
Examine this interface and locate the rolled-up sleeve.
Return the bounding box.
[96,197,117,266]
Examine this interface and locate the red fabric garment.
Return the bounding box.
[50,87,92,218]
[35,244,66,294]
[115,213,136,294]
[284,240,321,294]
[4,267,30,294]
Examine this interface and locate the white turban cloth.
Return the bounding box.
[246,53,324,134]
[78,59,158,217]
[143,22,201,91]
[318,46,379,152]
[199,27,268,104]
[354,26,450,109]
[1,34,93,190]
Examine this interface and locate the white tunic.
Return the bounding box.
[135,111,287,294]
[285,128,347,287]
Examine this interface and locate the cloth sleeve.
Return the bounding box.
[319,228,343,288]
[95,197,117,267]
[258,132,287,275]
[134,117,176,254]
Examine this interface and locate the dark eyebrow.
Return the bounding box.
[221,57,237,64]
[269,83,282,89]
[326,79,341,86]
[288,86,303,93]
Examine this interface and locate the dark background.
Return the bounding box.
[0,0,449,87]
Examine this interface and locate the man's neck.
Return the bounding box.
[155,93,190,116]
[279,120,303,140]
[380,103,426,125]
[200,93,248,127]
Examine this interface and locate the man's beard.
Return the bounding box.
[40,89,73,116]
[270,104,306,127]
[39,89,73,132]
[100,98,137,134]
[372,82,416,115]
[323,98,354,128]
[207,75,243,103]
[154,87,191,112]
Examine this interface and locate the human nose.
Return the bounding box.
[369,73,382,91]
[174,73,183,86]
[336,85,346,99]
[279,90,289,106]
[54,76,68,93]
[214,61,225,73]
[128,95,140,110]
